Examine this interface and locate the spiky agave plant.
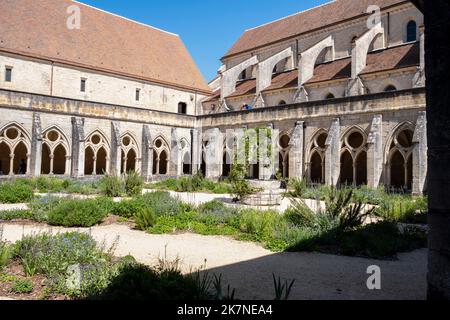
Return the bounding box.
[273,273,296,300]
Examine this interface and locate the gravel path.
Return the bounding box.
[0,222,427,300]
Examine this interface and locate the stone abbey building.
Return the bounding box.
[0,0,427,194]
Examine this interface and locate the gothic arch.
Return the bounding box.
[307,129,328,184]
[41,126,70,175]
[339,127,368,186]
[84,130,110,175]
[0,123,31,175]
[120,132,140,174]
[152,136,170,175]
[385,122,415,191]
[278,133,291,178]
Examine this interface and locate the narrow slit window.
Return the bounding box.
[80,78,86,92]
[136,89,141,101]
[5,67,12,82]
[178,102,187,114]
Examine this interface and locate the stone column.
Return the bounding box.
[413,25,426,88]
[289,121,305,179]
[64,156,71,176]
[412,111,428,195]
[110,122,122,175]
[71,117,85,178]
[30,112,43,176]
[367,115,383,189]
[204,128,222,179]
[259,124,276,181]
[324,118,341,186]
[141,125,153,181]
[421,0,450,300]
[191,128,202,175]
[171,128,183,176]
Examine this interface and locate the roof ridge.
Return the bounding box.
[73,0,179,37]
[245,0,337,32]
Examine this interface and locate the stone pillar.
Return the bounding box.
[412,111,428,195]
[204,128,222,179]
[64,156,71,176]
[324,118,341,186]
[421,0,450,300]
[141,125,153,181]
[413,25,426,88]
[191,128,202,175]
[171,128,183,176]
[289,121,305,179]
[259,124,276,181]
[71,117,85,178]
[367,115,383,189]
[30,112,43,176]
[110,122,122,175]
[30,113,42,176]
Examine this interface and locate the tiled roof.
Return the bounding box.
[307,43,419,83]
[203,89,221,102]
[262,70,298,92]
[224,0,408,58]
[361,42,419,74]
[227,79,257,98]
[0,0,210,92]
[308,58,351,83]
[218,43,420,99]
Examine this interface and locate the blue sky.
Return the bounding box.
[80,0,330,82]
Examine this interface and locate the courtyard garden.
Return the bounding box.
[0,174,428,300]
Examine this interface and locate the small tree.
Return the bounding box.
[229,164,253,202]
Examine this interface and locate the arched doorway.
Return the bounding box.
[120,134,139,174]
[310,151,323,183]
[387,126,414,192]
[152,137,170,175]
[84,131,110,176]
[182,152,192,175]
[279,134,291,179]
[222,151,231,178]
[309,131,327,184]
[13,142,28,175]
[339,129,367,186]
[0,142,11,175]
[41,129,69,175]
[0,124,30,176]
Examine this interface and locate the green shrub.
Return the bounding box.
[15,232,109,279]
[11,279,34,294]
[237,210,283,238]
[111,197,147,218]
[0,181,34,204]
[375,195,428,224]
[287,179,308,198]
[101,174,124,197]
[47,198,112,227]
[229,164,254,201]
[124,171,144,196]
[339,221,427,258]
[197,200,239,223]
[141,192,183,216]
[0,210,33,221]
[284,199,316,227]
[0,241,12,270]
[151,172,232,194]
[14,232,116,296]
[65,181,101,195]
[134,208,157,230]
[87,260,211,300]
[34,176,67,193]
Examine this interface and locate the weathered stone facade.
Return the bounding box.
[0,0,428,194]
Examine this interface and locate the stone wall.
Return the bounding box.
[0,52,207,115]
